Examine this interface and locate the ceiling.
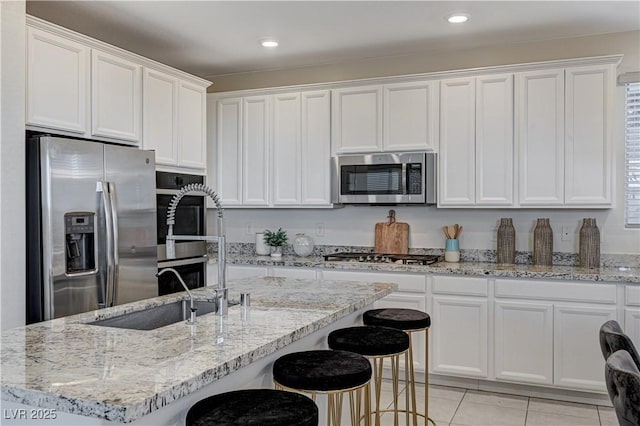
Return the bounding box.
[27,1,640,80]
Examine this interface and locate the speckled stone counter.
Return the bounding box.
[0,277,395,424]
[218,254,640,284]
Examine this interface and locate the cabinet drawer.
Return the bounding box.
[495,279,616,304]
[320,270,426,293]
[626,286,640,306]
[432,275,488,296]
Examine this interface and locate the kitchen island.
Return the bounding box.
[0,277,395,425]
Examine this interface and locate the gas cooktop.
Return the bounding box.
[323,252,442,265]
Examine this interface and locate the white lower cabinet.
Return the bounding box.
[553,304,617,392]
[494,301,553,385]
[432,295,488,378]
[625,308,640,351]
[270,267,317,280]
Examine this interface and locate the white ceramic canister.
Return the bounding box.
[255,232,271,256]
[293,233,314,257]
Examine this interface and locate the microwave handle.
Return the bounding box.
[402,163,407,194]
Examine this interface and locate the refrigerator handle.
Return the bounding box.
[107,182,119,307]
[98,181,115,307]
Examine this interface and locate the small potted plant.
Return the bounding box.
[263,228,288,258]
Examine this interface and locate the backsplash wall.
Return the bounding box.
[208,205,638,256]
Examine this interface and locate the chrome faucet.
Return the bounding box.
[156,268,197,324]
[164,184,228,316]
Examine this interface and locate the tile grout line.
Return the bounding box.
[596,405,602,426]
[448,388,468,426]
[524,396,530,426]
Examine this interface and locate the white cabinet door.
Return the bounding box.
[432,295,488,378]
[216,97,243,206]
[301,90,332,206]
[374,292,428,373]
[91,50,141,143]
[554,304,617,392]
[383,80,438,152]
[476,74,514,206]
[494,301,553,385]
[270,267,317,280]
[625,308,640,354]
[272,92,302,205]
[227,265,269,279]
[331,86,383,154]
[565,65,615,205]
[517,69,564,205]
[242,96,270,206]
[439,77,476,206]
[27,27,88,134]
[143,69,177,166]
[178,81,207,170]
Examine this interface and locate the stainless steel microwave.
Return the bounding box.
[332,152,436,205]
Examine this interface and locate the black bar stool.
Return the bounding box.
[328,326,410,426]
[186,388,318,426]
[273,350,372,426]
[363,308,434,426]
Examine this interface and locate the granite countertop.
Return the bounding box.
[219,254,640,284]
[0,277,395,423]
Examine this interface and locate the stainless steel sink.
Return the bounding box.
[87,299,218,330]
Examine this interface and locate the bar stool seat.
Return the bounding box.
[329,326,410,425]
[273,350,371,391]
[273,350,372,425]
[363,308,431,331]
[186,389,318,426]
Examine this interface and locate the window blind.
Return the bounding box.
[626,81,640,227]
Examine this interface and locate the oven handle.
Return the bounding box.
[158,255,209,268]
[156,188,208,196]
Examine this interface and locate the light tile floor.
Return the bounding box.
[368,381,619,426]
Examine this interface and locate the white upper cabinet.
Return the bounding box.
[212,90,332,208]
[91,49,142,143]
[215,97,243,206]
[383,80,438,151]
[476,74,514,206]
[177,81,207,170]
[273,93,302,205]
[439,74,514,207]
[439,77,476,206]
[301,91,332,206]
[143,69,177,165]
[332,82,439,154]
[564,65,615,205]
[26,26,89,134]
[242,95,270,206]
[517,65,614,207]
[517,69,565,205]
[27,17,210,161]
[331,86,383,154]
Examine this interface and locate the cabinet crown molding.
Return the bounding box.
[26,15,212,89]
[210,55,623,98]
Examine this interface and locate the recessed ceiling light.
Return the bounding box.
[260,39,279,48]
[447,13,469,24]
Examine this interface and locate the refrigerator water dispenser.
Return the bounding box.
[64,212,96,274]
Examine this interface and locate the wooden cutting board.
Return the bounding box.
[374,210,409,254]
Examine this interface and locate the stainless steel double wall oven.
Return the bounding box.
[156,171,208,295]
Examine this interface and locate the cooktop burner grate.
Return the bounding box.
[323,252,442,265]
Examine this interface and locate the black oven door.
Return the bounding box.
[157,257,208,296]
[157,192,206,260]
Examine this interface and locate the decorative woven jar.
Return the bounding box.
[533,218,553,266]
[579,218,600,268]
[497,218,516,264]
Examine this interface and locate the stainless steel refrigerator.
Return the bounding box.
[26,135,158,323]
